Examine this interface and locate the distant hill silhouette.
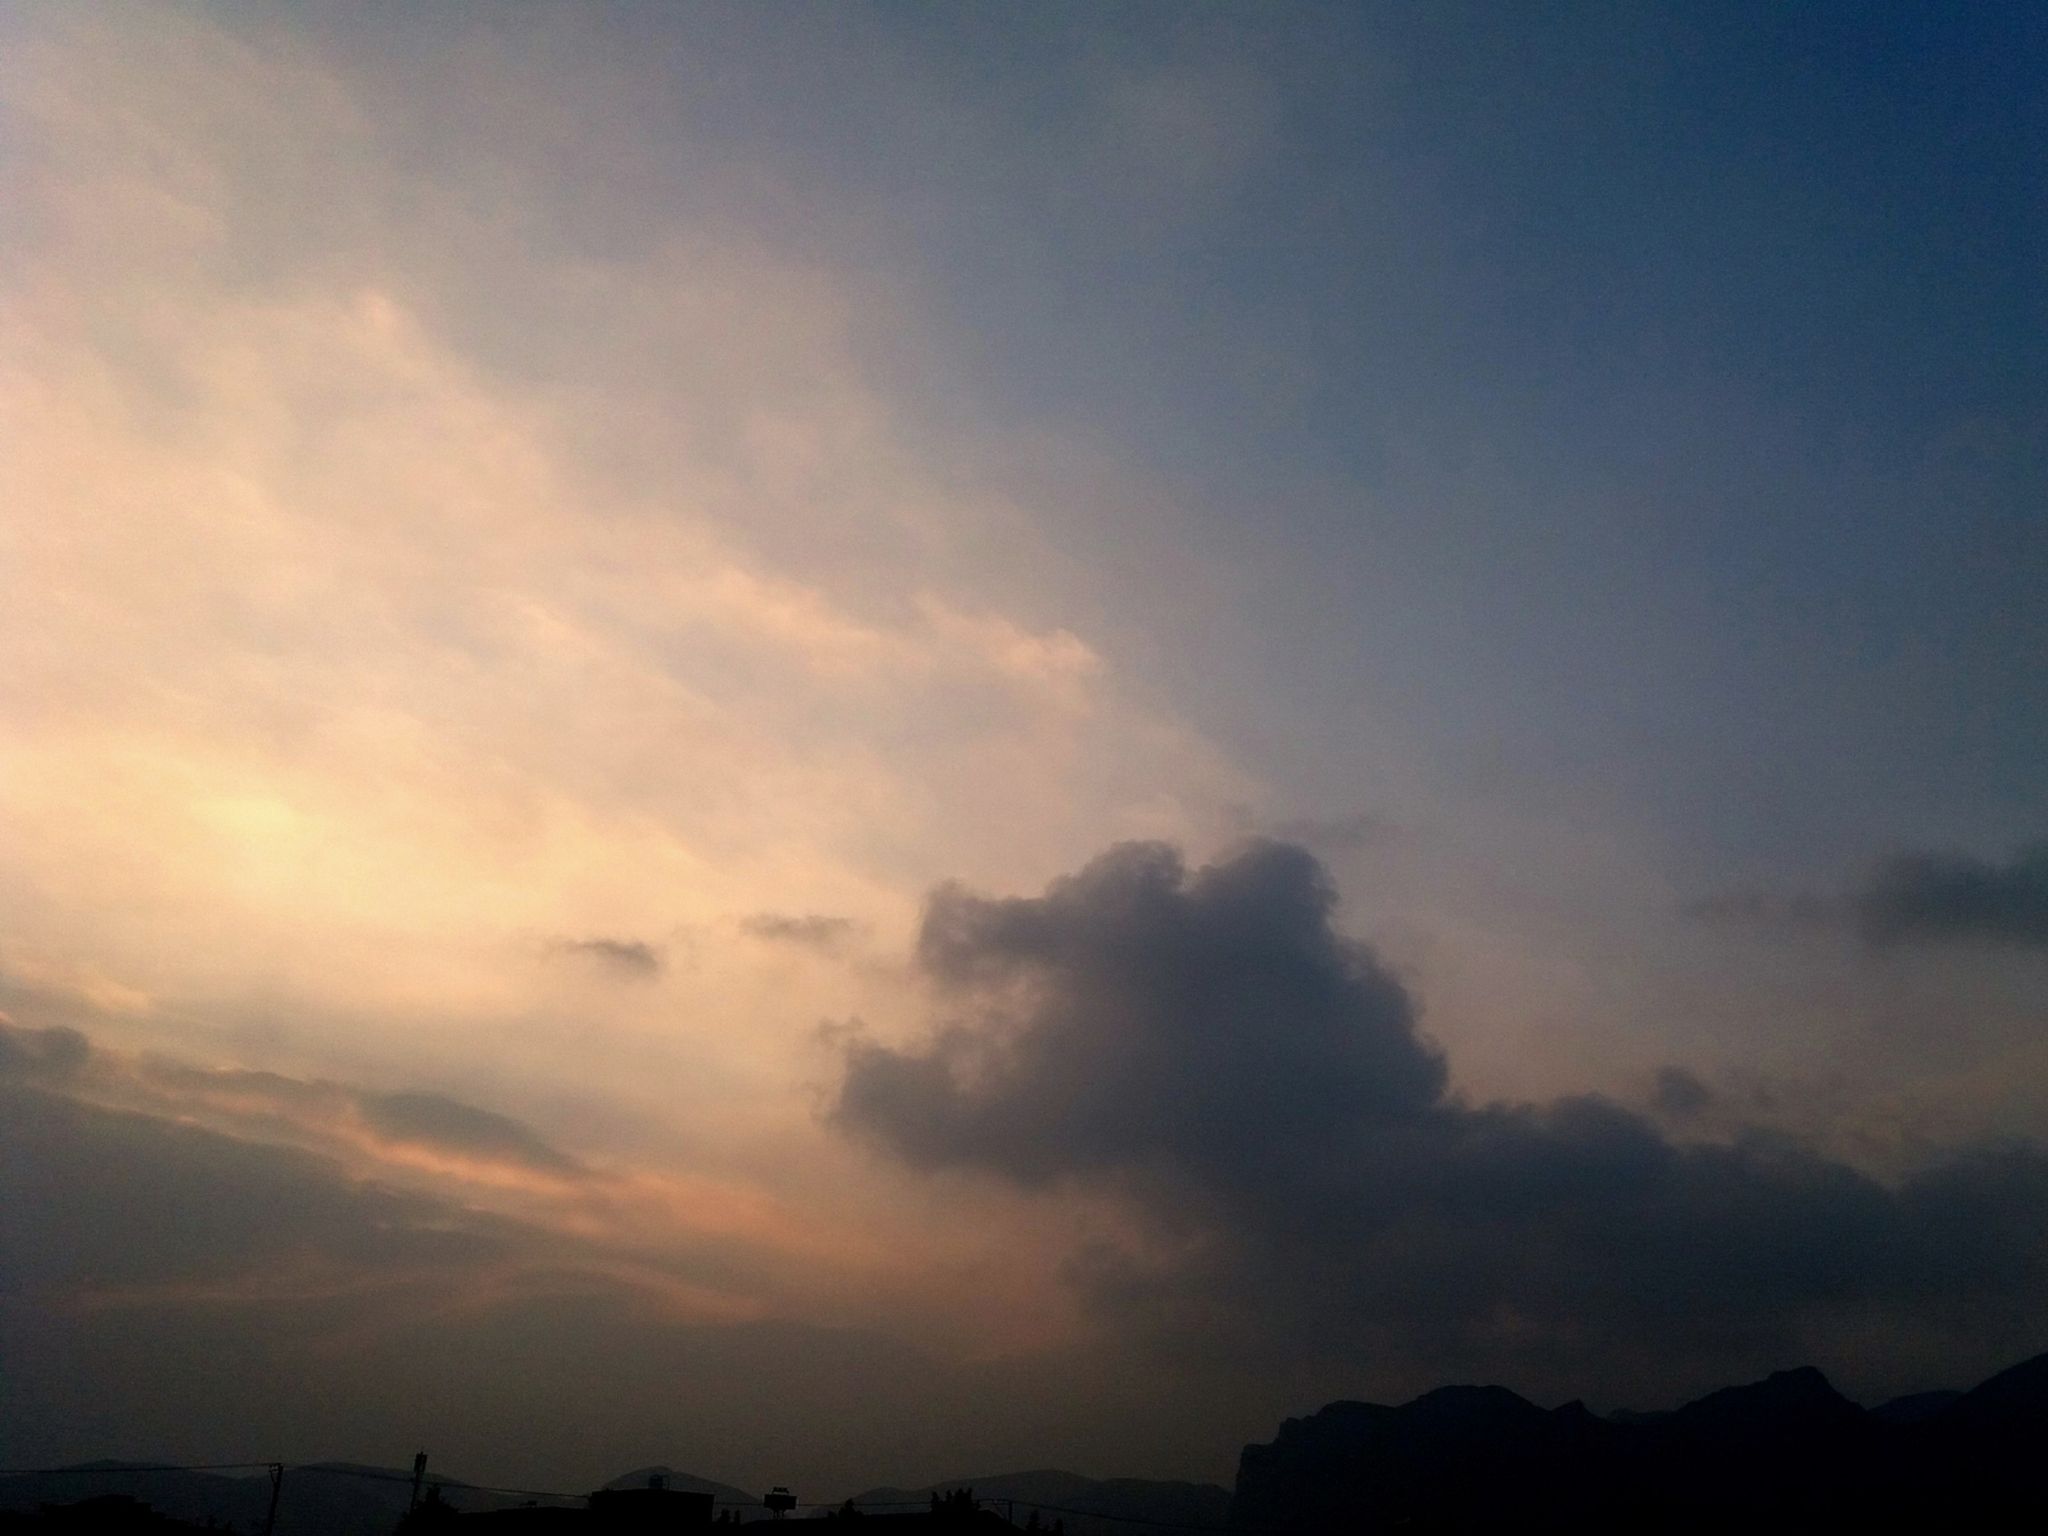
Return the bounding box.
[0,1468,273,1536]
[0,1465,569,1536]
[1231,1350,2048,1533]
[0,1493,219,1536]
[0,1463,822,1536]
[842,1472,1229,1536]
[1867,1388,1960,1424]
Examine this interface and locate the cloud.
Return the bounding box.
[0,1018,592,1190]
[552,937,666,977]
[0,0,1247,1145]
[1651,1065,1713,1119]
[0,1077,510,1300]
[0,1020,91,1082]
[0,1047,1179,1491]
[0,1073,958,1490]
[1855,843,2048,949]
[839,841,1444,1188]
[740,913,861,951]
[834,841,2048,1401]
[0,1019,895,1322]
[1682,841,2048,952]
[357,1090,589,1178]
[131,1059,591,1186]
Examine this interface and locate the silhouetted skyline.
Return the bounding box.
[6,1348,2046,1533]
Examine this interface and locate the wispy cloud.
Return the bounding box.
[0,1017,881,1320]
[739,913,861,952]
[1681,841,2048,952]
[551,937,665,978]
[1856,844,2048,949]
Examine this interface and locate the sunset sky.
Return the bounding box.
[2,0,2045,1497]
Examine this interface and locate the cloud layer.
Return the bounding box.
[1857,844,2048,949]
[836,841,2048,1403]
[0,1018,1223,1490]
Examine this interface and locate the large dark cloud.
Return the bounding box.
[1855,842,2048,948]
[835,841,2048,1403]
[839,841,1442,1191]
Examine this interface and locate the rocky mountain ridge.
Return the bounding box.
[1232,1349,2048,1532]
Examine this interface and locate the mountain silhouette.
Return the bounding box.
[0,1468,273,1536]
[1867,1389,1960,1424]
[0,1464,563,1536]
[1231,1350,2048,1533]
[1939,1347,2048,1423]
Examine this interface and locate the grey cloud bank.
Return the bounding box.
[1857,843,2048,949]
[1682,840,2048,954]
[0,1020,90,1081]
[0,1034,1207,1489]
[836,841,2048,1405]
[0,1078,507,1299]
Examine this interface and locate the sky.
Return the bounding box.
[2,0,2045,1498]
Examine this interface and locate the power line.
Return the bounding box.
[288,1468,582,1503]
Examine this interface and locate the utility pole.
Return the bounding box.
[410,1454,429,1514]
[262,1465,284,1536]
